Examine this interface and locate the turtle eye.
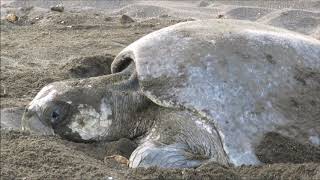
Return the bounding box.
[45,101,71,128]
[51,109,61,127]
[52,110,60,120]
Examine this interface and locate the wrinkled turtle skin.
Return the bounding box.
[22,19,320,168]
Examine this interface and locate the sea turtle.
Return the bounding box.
[22,19,320,168]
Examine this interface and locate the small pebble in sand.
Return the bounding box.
[1,87,8,97]
[120,14,135,24]
[6,14,18,23]
[104,155,129,166]
[104,17,112,21]
[217,14,225,19]
[159,14,169,18]
[51,5,64,12]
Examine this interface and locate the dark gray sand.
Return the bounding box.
[1,130,320,179]
[1,1,319,179]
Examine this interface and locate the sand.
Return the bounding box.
[1,130,320,179]
[1,0,320,179]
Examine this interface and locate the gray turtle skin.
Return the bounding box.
[22,19,320,168]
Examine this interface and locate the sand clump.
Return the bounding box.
[50,5,64,13]
[120,14,135,24]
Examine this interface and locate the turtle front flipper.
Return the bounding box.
[129,141,205,168]
[128,109,230,168]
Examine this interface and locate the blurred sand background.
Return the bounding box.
[1,0,319,179]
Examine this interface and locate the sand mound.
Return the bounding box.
[111,2,320,27]
[258,9,320,36]
[128,162,320,180]
[112,3,222,20]
[201,0,320,11]
[1,0,133,12]
[198,0,213,7]
[113,4,170,18]
[0,130,126,180]
[256,132,320,164]
[224,6,274,21]
[128,163,241,180]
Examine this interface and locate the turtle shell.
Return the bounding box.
[112,19,320,165]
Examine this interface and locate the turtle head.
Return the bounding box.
[22,73,120,142]
[22,83,65,136]
[21,77,119,142]
[22,61,151,142]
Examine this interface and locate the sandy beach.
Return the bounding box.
[1,0,320,179]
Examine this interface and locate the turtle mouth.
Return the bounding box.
[21,109,55,136]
